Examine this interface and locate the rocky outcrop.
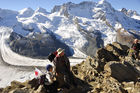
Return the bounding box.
[104,61,139,82]
[1,42,140,93]
[72,57,127,93]
[122,82,140,93]
[96,48,120,62]
[1,79,44,93]
[116,28,135,47]
[105,42,129,56]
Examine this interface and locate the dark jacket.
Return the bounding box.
[53,54,70,74]
[53,54,77,88]
[131,43,140,52]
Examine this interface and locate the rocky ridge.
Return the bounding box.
[1,42,140,93]
[1,0,140,58]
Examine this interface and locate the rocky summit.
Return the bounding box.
[1,0,140,58]
[1,42,140,93]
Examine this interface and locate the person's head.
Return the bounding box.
[134,39,138,44]
[57,48,65,56]
[46,64,53,72]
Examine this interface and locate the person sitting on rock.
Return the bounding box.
[131,39,140,60]
[53,48,76,89]
[39,64,58,93]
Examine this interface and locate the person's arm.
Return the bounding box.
[67,58,70,71]
[64,55,70,71]
[47,73,53,84]
[53,57,58,76]
[131,43,134,48]
[138,43,140,51]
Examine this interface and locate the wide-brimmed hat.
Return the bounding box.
[57,48,65,55]
[134,39,138,43]
[134,39,138,41]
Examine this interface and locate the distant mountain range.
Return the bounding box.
[0,0,140,58]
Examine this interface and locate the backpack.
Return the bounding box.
[48,52,56,62]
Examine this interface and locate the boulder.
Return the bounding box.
[11,88,30,93]
[72,57,99,82]
[11,81,25,88]
[104,61,139,82]
[96,48,120,62]
[122,82,140,93]
[0,88,3,93]
[105,42,129,57]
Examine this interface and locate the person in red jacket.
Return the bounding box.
[131,39,140,59]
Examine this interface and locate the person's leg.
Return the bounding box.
[132,52,137,60]
[137,51,140,60]
[69,72,77,87]
[56,73,65,88]
[51,81,59,93]
[44,85,50,93]
[135,52,139,60]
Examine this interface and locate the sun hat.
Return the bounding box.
[134,39,138,41]
[57,48,65,55]
[134,39,138,43]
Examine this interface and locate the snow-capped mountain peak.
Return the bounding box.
[51,1,96,18]
[121,8,140,20]
[121,8,139,17]
[35,7,49,14]
[97,0,112,8]
[96,0,115,13]
[98,0,108,5]
[18,7,34,18]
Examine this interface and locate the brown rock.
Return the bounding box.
[123,81,140,93]
[11,80,25,88]
[104,61,139,82]
[112,42,129,52]
[123,82,134,93]
[12,88,30,93]
[2,86,13,93]
[133,82,140,93]
[105,42,129,57]
[96,48,120,62]
[0,88,3,93]
[28,78,40,90]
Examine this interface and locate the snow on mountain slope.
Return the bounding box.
[0,0,140,57]
[18,7,34,18]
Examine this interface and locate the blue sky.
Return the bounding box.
[0,0,140,14]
